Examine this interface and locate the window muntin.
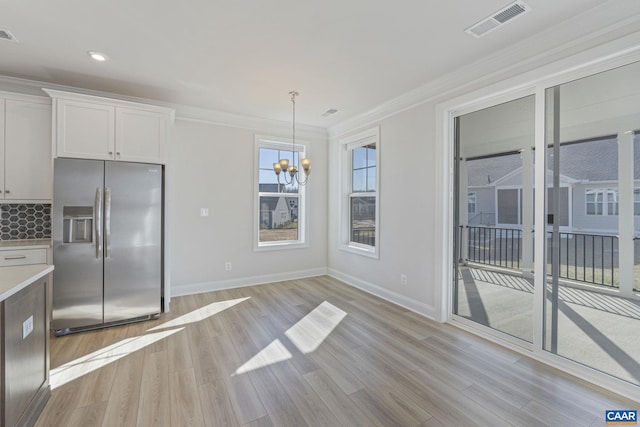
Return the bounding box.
[257,142,305,246]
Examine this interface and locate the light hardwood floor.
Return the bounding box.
[36,276,638,426]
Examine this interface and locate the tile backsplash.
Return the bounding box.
[0,204,51,241]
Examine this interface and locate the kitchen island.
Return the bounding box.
[1,264,53,427]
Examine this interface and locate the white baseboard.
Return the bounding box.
[171,267,329,297]
[328,268,435,320]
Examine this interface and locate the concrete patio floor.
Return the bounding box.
[456,266,640,386]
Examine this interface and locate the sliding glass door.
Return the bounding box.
[453,60,640,389]
[454,95,536,344]
[544,61,640,386]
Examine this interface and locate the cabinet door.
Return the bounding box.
[5,99,52,200]
[4,278,47,427]
[115,107,166,164]
[57,99,115,160]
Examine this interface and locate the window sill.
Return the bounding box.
[339,243,379,259]
[255,242,308,252]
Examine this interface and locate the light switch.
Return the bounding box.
[200,208,209,217]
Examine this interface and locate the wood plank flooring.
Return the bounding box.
[35,276,638,426]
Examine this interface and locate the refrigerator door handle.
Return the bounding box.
[95,187,103,259]
[105,186,112,258]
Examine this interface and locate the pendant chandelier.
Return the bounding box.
[273,91,311,186]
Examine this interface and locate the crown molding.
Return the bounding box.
[175,104,327,142]
[328,7,640,139]
[0,74,327,142]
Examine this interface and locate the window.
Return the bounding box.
[341,128,379,257]
[468,192,477,214]
[255,138,305,248]
[497,188,520,224]
[586,188,617,216]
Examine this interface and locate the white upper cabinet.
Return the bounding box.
[44,89,174,165]
[115,107,166,164]
[0,95,52,201]
[56,99,115,161]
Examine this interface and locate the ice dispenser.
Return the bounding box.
[63,206,93,243]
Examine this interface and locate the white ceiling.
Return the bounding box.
[1,0,639,128]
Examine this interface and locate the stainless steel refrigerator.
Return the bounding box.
[52,158,163,335]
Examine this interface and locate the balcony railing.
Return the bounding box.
[548,231,618,288]
[467,226,522,269]
[465,226,619,288]
[352,228,375,246]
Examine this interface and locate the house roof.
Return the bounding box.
[467,135,640,186]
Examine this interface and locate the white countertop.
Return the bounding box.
[0,264,54,302]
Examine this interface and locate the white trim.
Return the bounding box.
[171,268,328,297]
[254,136,308,250]
[339,127,380,258]
[42,88,175,118]
[328,268,434,319]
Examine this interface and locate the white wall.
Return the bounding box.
[328,103,437,317]
[168,119,328,296]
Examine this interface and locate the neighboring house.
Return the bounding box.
[466,135,640,234]
[260,197,292,229]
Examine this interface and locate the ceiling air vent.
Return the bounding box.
[0,29,18,42]
[321,108,339,117]
[465,1,531,38]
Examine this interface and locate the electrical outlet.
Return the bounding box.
[22,315,34,339]
[400,274,407,285]
[225,261,232,271]
[200,208,209,217]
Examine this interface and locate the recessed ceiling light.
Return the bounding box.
[88,51,108,62]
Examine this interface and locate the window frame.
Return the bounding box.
[467,192,477,214]
[254,136,307,251]
[585,188,618,216]
[340,127,380,258]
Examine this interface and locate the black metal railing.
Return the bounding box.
[467,226,522,269]
[548,231,618,288]
[465,226,619,288]
[352,228,375,246]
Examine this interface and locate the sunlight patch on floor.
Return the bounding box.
[50,328,184,389]
[233,301,347,375]
[148,297,250,331]
[285,301,347,353]
[234,339,292,375]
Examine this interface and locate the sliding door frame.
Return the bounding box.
[436,44,640,398]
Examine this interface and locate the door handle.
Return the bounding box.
[95,187,103,259]
[105,187,111,258]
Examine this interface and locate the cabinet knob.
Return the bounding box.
[5,190,9,194]
[116,152,121,156]
[109,151,113,155]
